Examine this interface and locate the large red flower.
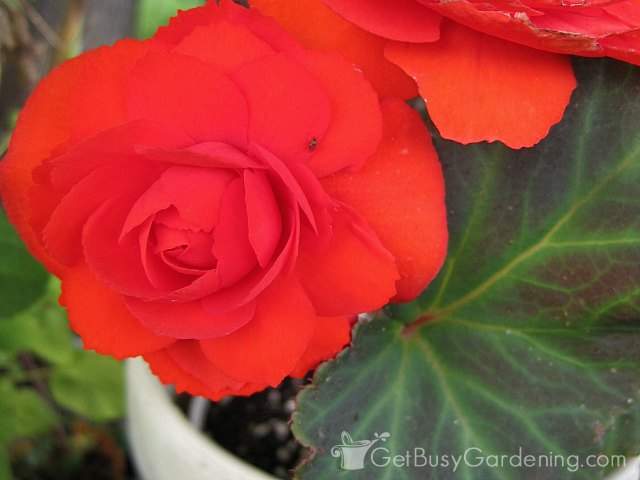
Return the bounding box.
[0,1,447,399]
[254,0,640,148]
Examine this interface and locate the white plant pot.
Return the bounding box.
[608,457,640,480]
[126,358,276,480]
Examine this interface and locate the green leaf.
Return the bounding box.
[50,352,124,422]
[0,381,57,444]
[293,58,640,479]
[0,211,48,318]
[0,448,11,480]
[0,279,74,365]
[135,0,205,39]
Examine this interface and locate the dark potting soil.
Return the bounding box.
[177,378,309,479]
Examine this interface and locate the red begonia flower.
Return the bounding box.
[257,0,640,148]
[0,1,447,400]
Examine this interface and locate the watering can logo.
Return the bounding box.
[331,431,391,471]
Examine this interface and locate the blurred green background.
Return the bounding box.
[0,1,203,478]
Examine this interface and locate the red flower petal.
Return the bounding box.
[297,208,399,316]
[174,20,275,72]
[231,53,331,163]
[323,0,442,43]
[138,142,263,170]
[302,51,383,178]
[0,40,150,274]
[127,49,249,146]
[385,23,576,148]
[144,344,268,400]
[244,170,283,267]
[252,144,319,227]
[531,9,634,37]
[122,166,235,236]
[61,265,174,359]
[126,297,256,340]
[200,204,299,314]
[601,30,640,65]
[419,0,640,62]
[144,177,262,304]
[45,121,192,191]
[250,0,418,98]
[43,162,159,265]
[137,217,192,291]
[83,196,163,298]
[323,99,447,301]
[604,1,640,28]
[200,275,317,386]
[291,316,353,378]
[155,0,300,56]
[167,341,244,391]
[144,348,220,399]
[214,178,258,288]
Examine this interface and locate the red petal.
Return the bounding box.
[200,275,317,386]
[125,297,256,339]
[175,20,275,72]
[250,144,317,231]
[418,0,640,62]
[244,170,283,267]
[146,178,263,304]
[250,0,418,98]
[291,316,352,378]
[231,53,331,163]
[138,217,191,290]
[122,166,235,235]
[154,0,299,56]
[200,206,298,313]
[213,178,258,288]
[386,22,576,148]
[531,9,635,37]
[43,162,158,265]
[604,1,640,27]
[46,120,191,191]
[323,99,447,301]
[601,31,640,65]
[138,142,263,170]
[83,196,163,298]
[127,49,249,146]
[297,208,399,316]
[222,0,304,55]
[167,341,244,391]
[302,51,383,178]
[323,0,442,43]
[0,40,150,275]
[60,264,174,359]
[33,122,188,267]
[144,345,268,400]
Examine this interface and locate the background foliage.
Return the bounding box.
[0,214,125,480]
[136,0,204,39]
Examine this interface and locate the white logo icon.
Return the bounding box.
[331,431,391,470]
